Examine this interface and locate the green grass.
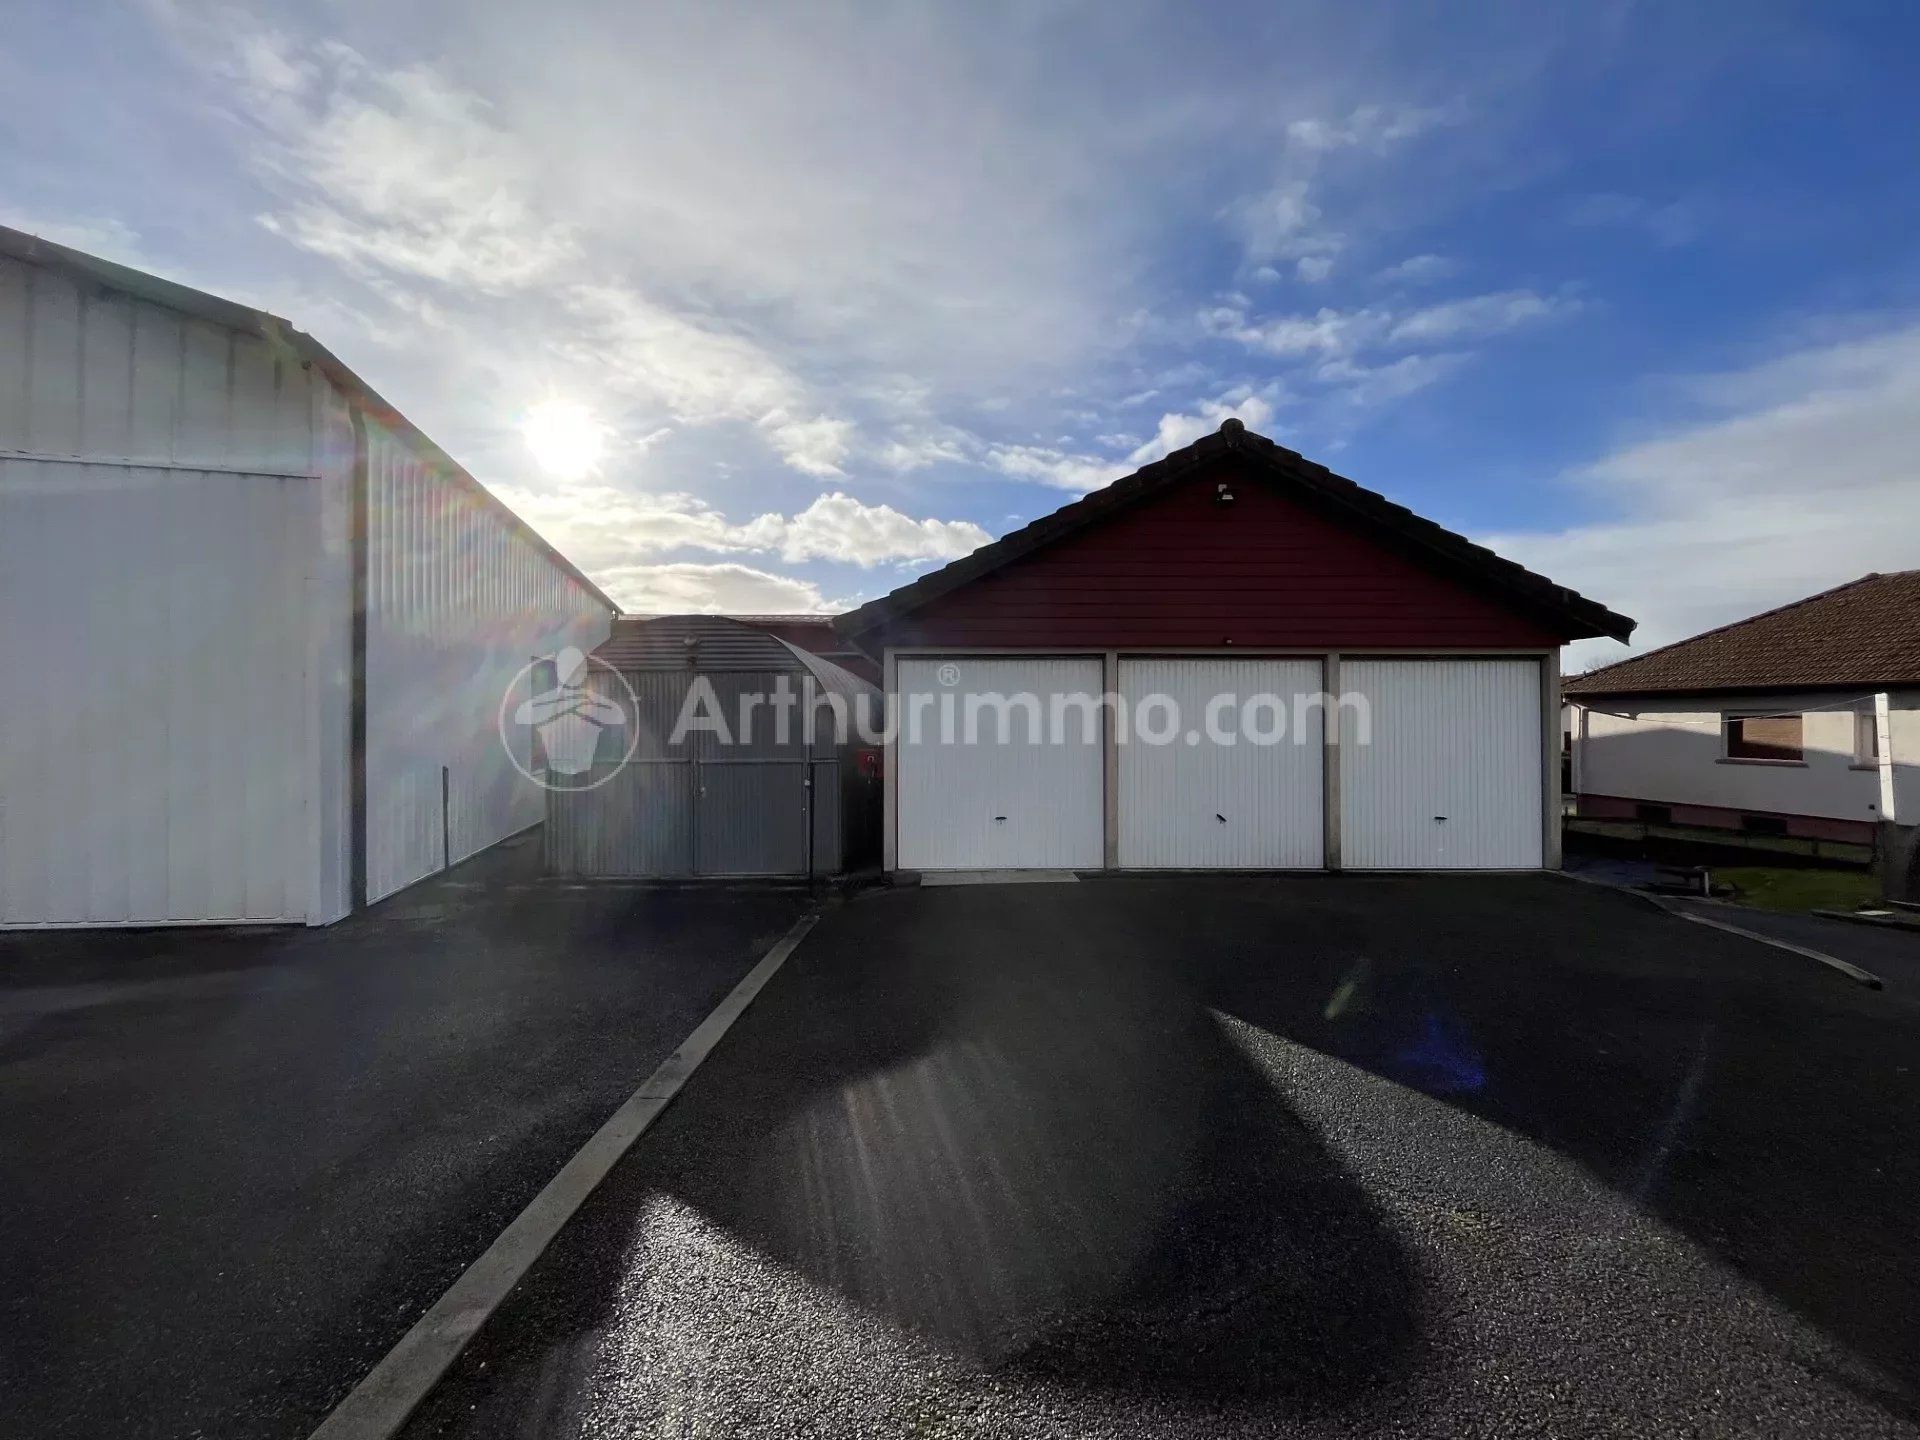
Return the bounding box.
[1716,866,1879,914]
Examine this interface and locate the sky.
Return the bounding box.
[6,1,1919,670]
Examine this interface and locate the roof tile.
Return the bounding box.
[1565,571,1920,695]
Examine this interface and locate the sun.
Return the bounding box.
[521,399,608,480]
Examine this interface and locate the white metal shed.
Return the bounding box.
[0,227,615,928]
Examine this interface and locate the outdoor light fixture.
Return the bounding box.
[1215,482,1235,504]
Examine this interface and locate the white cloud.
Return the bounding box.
[875,429,970,473]
[1483,321,1920,670]
[236,42,576,291]
[1127,394,1275,465]
[493,481,986,578]
[747,493,989,565]
[1228,102,1455,274]
[598,561,834,615]
[1375,252,1457,285]
[763,413,855,478]
[559,284,803,424]
[1208,288,1579,363]
[985,444,1129,494]
[983,393,1277,495]
[1388,288,1581,345]
[1285,103,1455,153]
[1232,181,1341,266]
[1313,353,1467,406]
[1205,304,1388,358]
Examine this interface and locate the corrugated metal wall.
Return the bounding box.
[0,255,320,925]
[1118,657,1325,868]
[1341,658,1543,869]
[544,667,854,877]
[354,407,611,903]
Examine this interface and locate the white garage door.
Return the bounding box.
[1119,657,1324,868]
[1341,658,1544,869]
[897,656,1104,870]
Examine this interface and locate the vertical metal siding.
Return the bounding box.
[0,255,319,926]
[695,763,811,876]
[1117,657,1325,868]
[811,759,843,873]
[0,462,314,925]
[546,763,694,877]
[896,656,1104,870]
[355,408,611,903]
[1341,658,1543,869]
[542,667,855,878]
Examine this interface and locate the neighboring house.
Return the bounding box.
[0,226,615,928]
[1564,572,1918,847]
[837,418,1634,875]
[543,614,880,878]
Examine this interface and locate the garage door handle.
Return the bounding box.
[1434,815,1447,822]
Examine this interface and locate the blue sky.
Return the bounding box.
[7,1,1919,667]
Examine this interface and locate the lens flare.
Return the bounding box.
[521,399,607,479]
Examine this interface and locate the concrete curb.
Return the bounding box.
[1553,870,1883,990]
[306,911,822,1440]
[1811,907,1920,935]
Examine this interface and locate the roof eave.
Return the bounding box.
[836,424,1635,645]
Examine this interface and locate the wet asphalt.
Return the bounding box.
[0,833,813,1440]
[400,873,1920,1439]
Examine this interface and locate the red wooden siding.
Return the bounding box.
[870,465,1568,650]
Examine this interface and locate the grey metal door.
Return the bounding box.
[694,761,810,876]
[546,761,694,876]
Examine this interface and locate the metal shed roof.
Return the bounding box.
[594,614,878,706]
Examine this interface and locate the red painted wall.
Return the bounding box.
[869,465,1568,650]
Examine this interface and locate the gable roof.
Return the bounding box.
[0,224,618,615]
[834,418,1634,644]
[1565,570,1920,698]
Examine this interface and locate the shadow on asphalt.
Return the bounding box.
[0,831,817,1440]
[1178,881,1920,1424]
[406,875,1920,1435]
[429,919,1424,1424]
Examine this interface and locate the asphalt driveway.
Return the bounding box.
[403,873,1920,1438]
[0,833,812,1440]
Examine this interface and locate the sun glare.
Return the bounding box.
[522,399,608,480]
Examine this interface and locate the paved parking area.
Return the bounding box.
[0,833,812,1440]
[403,873,1920,1439]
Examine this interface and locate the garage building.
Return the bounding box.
[836,418,1634,874]
[544,614,881,878]
[0,227,614,928]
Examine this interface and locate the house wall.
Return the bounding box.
[1571,688,1920,834]
[0,252,323,926]
[344,401,612,905]
[867,465,1567,650]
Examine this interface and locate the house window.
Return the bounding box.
[1724,713,1803,763]
[1856,711,1882,766]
